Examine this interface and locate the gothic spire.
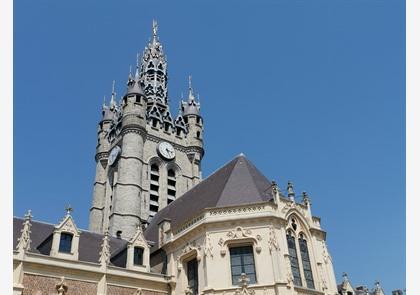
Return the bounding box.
[141,19,168,107]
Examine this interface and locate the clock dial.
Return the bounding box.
[157,142,175,160]
[108,146,121,166]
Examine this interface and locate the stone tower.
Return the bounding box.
[89,21,204,239]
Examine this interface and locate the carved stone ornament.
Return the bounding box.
[284,254,294,288]
[133,288,143,295]
[55,277,68,295]
[204,233,213,258]
[234,274,255,295]
[176,241,202,271]
[185,286,193,295]
[219,227,262,256]
[281,201,306,218]
[98,231,111,265]
[16,210,32,252]
[268,226,279,253]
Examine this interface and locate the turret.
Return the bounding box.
[181,76,204,185]
[108,54,148,239]
[89,82,119,233]
[182,76,203,147]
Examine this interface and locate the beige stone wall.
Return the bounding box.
[163,201,338,295]
[22,274,96,295]
[107,285,167,295]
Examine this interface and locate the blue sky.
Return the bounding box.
[14,0,405,293]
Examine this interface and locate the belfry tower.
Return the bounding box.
[89,21,204,239]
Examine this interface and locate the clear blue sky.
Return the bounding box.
[14,0,405,293]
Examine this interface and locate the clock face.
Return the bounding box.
[108,146,121,166]
[158,142,175,160]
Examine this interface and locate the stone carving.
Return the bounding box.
[176,241,202,271]
[204,233,213,258]
[268,226,279,253]
[16,210,32,252]
[99,231,111,265]
[134,288,144,295]
[219,227,262,256]
[234,274,255,295]
[55,277,68,295]
[185,286,193,295]
[284,254,294,288]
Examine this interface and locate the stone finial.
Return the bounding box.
[302,191,310,205]
[16,210,32,252]
[65,205,73,216]
[271,181,278,195]
[342,272,348,281]
[55,277,68,295]
[110,80,116,109]
[238,273,250,288]
[287,181,295,202]
[99,231,111,265]
[152,19,158,38]
[185,287,193,295]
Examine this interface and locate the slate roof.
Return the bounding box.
[13,217,128,265]
[145,154,274,248]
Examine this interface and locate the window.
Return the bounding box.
[299,235,314,289]
[196,131,201,139]
[287,232,302,286]
[58,233,73,253]
[187,258,199,295]
[134,247,144,266]
[229,246,256,285]
[149,163,160,218]
[167,169,176,204]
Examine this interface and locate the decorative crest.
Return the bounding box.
[234,273,255,295]
[16,209,32,252]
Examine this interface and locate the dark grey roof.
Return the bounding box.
[13,217,128,265]
[145,154,274,248]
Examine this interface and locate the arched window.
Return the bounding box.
[149,163,160,219]
[299,234,314,289]
[167,168,176,204]
[286,231,302,286]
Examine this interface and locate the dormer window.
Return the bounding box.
[58,233,73,253]
[133,247,144,266]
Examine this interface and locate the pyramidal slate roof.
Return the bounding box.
[145,154,274,245]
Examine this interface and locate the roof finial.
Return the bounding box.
[188,75,194,100]
[342,272,348,281]
[16,209,33,252]
[110,80,116,108]
[99,230,111,265]
[287,181,295,202]
[65,204,73,216]
[152,19,158,38]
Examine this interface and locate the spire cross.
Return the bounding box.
[188,75,193,91]
[65,205,73,215]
